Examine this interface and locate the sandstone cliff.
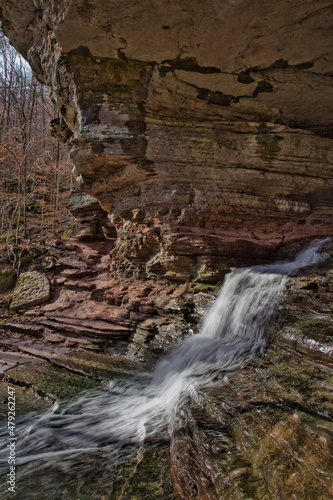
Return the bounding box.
[1,0,332,281]
[0,4,333,498]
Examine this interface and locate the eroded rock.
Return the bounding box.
[63,191,111,241]
[1,0,332,281]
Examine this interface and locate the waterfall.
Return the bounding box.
[0,239,329,471]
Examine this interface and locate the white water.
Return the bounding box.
[0,239,330,470]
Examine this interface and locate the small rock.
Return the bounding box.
[24,310,41,317]
[64,336,94,346]
[60,268,92,278]
[57,257,87,270]
[54,277,67,285]
[43,331,65,343]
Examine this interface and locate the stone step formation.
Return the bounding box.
[0,240,332,499]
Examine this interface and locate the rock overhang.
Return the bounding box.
[2,0,333,133]
[1,0,333,281]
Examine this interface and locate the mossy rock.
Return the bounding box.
[195,264,228,284]
[62,221,79,239]
[10,271,50,311]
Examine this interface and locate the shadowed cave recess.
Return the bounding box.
[1,0,332,282]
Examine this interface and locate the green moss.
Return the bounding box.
[130,342,158,365]
[0,381,53,421]
[62,222,78,239]
[113,443,175,499]
[5,362,100,403]
[194,265,227,284]
[0,270,16,293]
[190,283,219,293]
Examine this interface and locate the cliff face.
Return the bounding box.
[1,0,333,280]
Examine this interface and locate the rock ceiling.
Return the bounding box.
[1,0,333,280]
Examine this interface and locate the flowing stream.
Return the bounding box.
[0,239,330,496]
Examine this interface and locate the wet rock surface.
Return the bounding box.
[0,239,332,499]
[169,245,333,499]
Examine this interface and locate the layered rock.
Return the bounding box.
[63,191,111,241]
[170,249,333,499]
[1,0,333,280]
[1,240,332,500]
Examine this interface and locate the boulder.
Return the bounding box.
[10,271,50,311]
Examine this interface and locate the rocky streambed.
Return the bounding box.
[0,239,332,499]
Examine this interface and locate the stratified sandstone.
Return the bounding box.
[1,0,332,281]
[63,191,111,241]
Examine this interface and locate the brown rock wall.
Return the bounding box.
[1,0,333,280]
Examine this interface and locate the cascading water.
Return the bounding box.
[0,239,330,495]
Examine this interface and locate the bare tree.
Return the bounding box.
[0,30,72,245]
